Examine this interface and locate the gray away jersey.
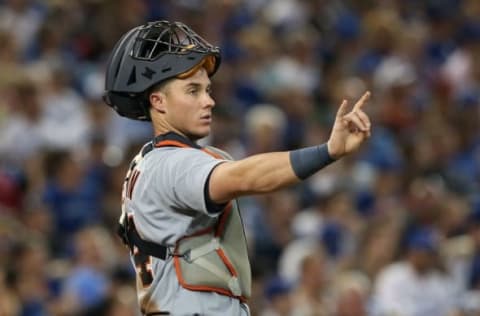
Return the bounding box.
[122,145,250,316]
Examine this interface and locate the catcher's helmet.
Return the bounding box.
[104,20,221,121]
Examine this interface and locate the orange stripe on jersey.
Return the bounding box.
[156,139,223,160]
[154,140,191,148]
[201,147,223,159]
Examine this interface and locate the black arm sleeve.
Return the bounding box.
[289,144,336,180]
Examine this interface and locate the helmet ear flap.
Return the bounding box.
[103,91,151,121]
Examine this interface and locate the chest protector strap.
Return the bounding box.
[154,137,251,301]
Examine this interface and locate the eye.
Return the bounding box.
[188,89,198,95]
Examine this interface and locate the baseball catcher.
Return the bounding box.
[104,20,371,315]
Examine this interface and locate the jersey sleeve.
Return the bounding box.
[154,148,227,216]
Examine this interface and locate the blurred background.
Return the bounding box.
[0,0,480,315]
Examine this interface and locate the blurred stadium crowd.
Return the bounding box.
[0,0,480,315]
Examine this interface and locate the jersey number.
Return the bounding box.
[134,248,154,287]
[125,169,141,200]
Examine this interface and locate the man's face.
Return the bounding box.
[161,67,215,140]
[408,249,436,274]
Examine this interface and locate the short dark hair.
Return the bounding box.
[144,78,174,107]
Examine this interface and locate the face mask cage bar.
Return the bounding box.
[131,21,219,61]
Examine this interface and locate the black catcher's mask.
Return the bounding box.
[104,20,221,121]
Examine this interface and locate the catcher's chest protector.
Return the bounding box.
[155,140,252,301]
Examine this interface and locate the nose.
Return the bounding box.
[204,92,215,108]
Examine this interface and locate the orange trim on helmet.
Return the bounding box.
[176,55,217,79]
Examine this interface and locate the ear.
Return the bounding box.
[149,91,167,114]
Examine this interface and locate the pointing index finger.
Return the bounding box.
[353,91,371,111]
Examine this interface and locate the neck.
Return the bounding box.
[151,115,185,138]
[152,120,201,144]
